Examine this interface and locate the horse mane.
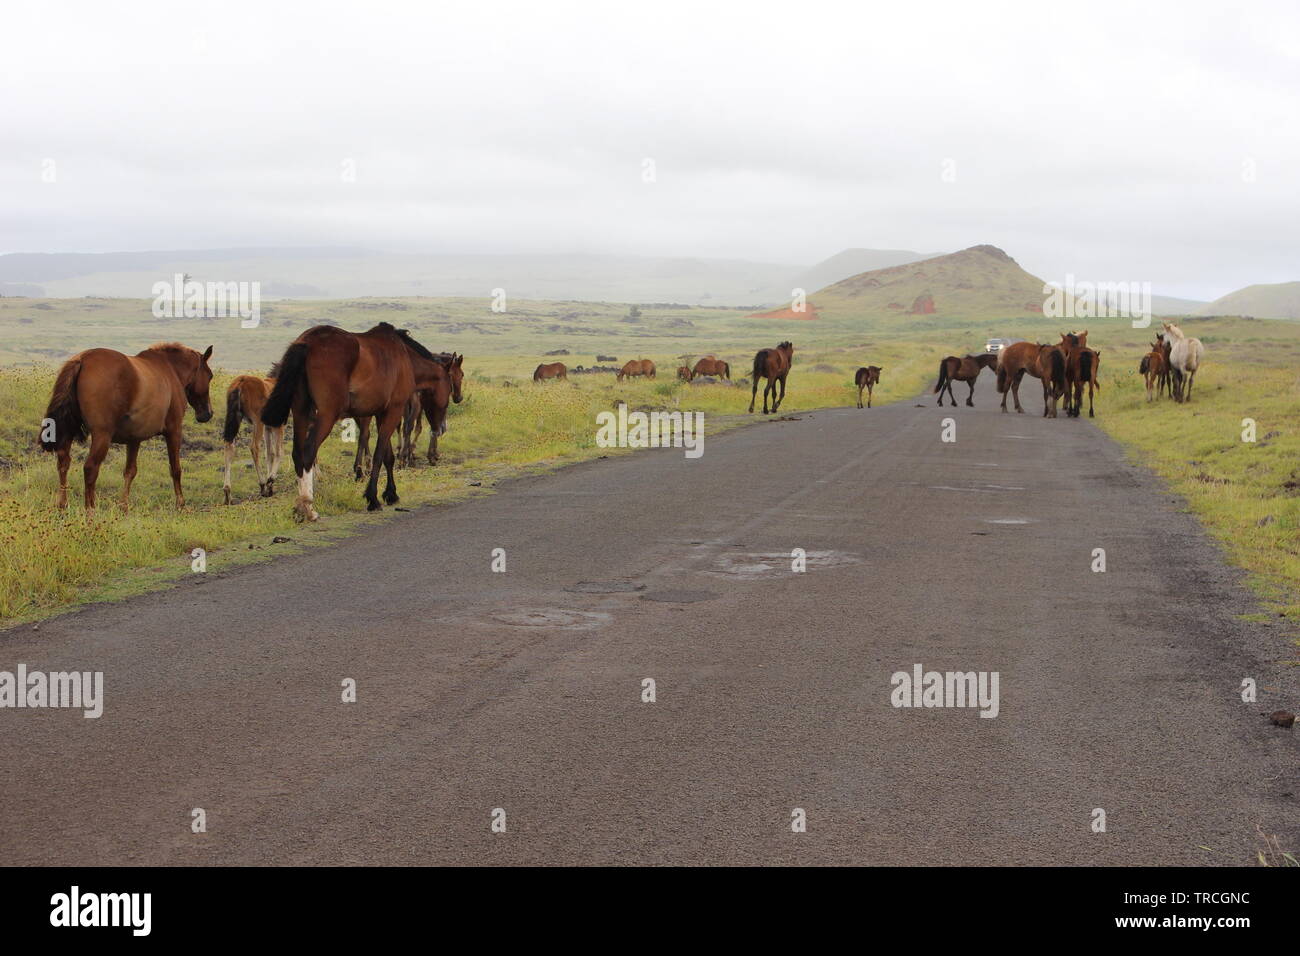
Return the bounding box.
[777,341,793,350]
[146,341,194,355]
[370,322,436,361]
[267,360,283,378]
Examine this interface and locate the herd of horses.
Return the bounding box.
[927,321,1204,419]
[37,319,1206,520]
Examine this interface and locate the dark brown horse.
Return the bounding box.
[1059,331,1100,418]
[677,365,692,381]
[352,352,464,473]
[41,342,214,514]
[932,353,997,407]
[691,356,730,380]
[261,322,444,521]
[617,359,656,381]
[996,341,1066,417]
[748,341,794,414]
[533,362,567,382]
[855,366,882,408]
[222,373,284,503]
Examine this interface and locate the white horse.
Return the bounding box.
[1162,321,1204,403]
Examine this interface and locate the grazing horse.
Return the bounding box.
[677,365,692,381]
[1139,337,1169,402]
[399,352,464,467]
[855,366,882,408]
[261,322,446,521]
[533,362,567,382]
[1162,321,1205,403]
[748,341,794,414]
[617,359,656,381]
[222,373,284,503]
[996,341,1066,417]
[691,356,731,380]
[40,342,214,514]
[352,353,464,474]
[932,353,996,407]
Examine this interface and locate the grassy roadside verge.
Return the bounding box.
[1090,350,1300,649]
[0,344,941,627]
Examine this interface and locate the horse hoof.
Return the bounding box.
[366,499,382,512]
[383,492,399,505]
[223,489,231,505]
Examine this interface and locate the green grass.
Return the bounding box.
[0,329,943,626]
[2,298,1297,635]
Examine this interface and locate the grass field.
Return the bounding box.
[0,296,1296,642]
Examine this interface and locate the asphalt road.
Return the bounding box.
[2,376,1296,865]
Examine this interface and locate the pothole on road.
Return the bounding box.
[491,608,611,629]
[704,550,864,579]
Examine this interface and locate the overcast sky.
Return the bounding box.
[3,0,1297,299]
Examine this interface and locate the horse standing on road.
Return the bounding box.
[996,341,1066,417]
[855,366,882,408]
[748,341,794,414]
[40,342,214,515]
[932,353,996,407]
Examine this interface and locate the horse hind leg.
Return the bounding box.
[748,377,759,414]
[83,430,111,514]
[223,437,236,504]
[966,380,976,407]
[120,440,141,514]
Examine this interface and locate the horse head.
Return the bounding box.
[186,345,215,423]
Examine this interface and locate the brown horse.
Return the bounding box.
[1140,335,1170,401]
[41,342,214,514]
[617,359,656,381]
[352,352,464,475]
[691,356,730,380]
[996,341,1066,417]
[222,373,284,503]
[855,366,882,408]
[1057,333,1100,418]
[261,322,445,521]
[533,362,567,382]
[932,353,996,407]
[748,341,794,414]
[677,365,692,381]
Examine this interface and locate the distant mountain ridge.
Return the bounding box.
[1198,281,1300,320]
[0,246,931,307]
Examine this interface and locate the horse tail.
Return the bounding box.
[261,343,307,427]
[1079,351,1093,392]
[41,357,86,451]
[223,382,245,443]
[1139,354,1149,375]
[933,360,949,394]
[722,361,730,379]
[1049,349,1066,394]
[752,350,767,381]
[996,364,1008,394]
